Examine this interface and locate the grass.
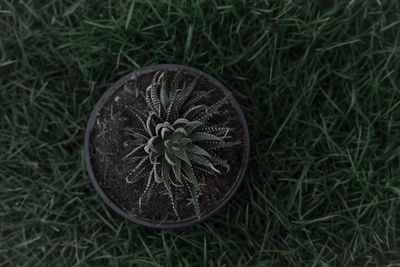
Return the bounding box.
[1,0,400,265]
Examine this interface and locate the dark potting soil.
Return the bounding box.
[89,68,245,224]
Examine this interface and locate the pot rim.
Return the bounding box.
[84,64,250,229]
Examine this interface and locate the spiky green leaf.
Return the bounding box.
[172,159,182,183]
[165,151,177,165]
[182,163,200,191]
[169,189,179,218]
[123,144,146,160]
[154,164,162,183]
[150,75,161,113]
[199,97,228,122]
[176,137,192,147]
[127,105,147,129]
[145,136,161,153]
[187,152,210,167]
[186,144,211,158]
[178,75,199,108]
[174,148,191,166]
[161,158,172,189]
[184,179,200,219]
[146,112,158,136]
[195,164,217,176]
[170,69,183,98]
[140,168,155,200]
[166,88,178,123]
[159,72,169,108]
[124,127,149,139]
[190,132,222,142]
[145,85,156,112]
[161,128,172,140]
[183,105,206,120]
[210,153,230,171]
[184,121,204,135]
[202,126,230,137]
[126,158,152,183]
[149,149,163,163]
[173,127,187,137]
[182,90,211,111]
[173,118,190,127]
[156,122,172,135]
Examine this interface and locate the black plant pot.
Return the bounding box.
[84,64,250,229]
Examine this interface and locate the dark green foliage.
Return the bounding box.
[1,0,400,265]
[124,71,238,218]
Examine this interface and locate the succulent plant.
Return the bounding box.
[123,70,239,219]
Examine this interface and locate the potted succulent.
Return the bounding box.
[84,64,249,229]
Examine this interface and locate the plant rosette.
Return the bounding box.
[84,64,249,229]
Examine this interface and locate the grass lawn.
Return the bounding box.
[1,0,400,265]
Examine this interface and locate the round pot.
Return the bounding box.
[84,64,250,229]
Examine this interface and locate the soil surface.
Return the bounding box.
[89,68,245,224]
